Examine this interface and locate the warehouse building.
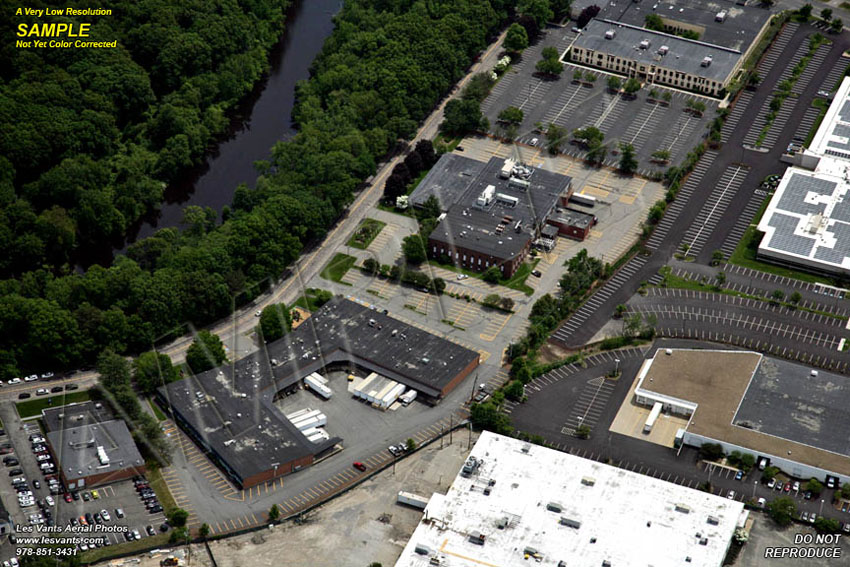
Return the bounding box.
[46,419,145,490]
[571,0,772,54]
[419,155,573,277]
[42,401,114,433]
[395,431,746,567]
[634,348,850,486]
[568,19,743,97]
[758,77,850,276]
[158,297,480,489]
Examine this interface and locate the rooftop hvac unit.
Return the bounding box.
[605,29,616,39]
[581,476,596,486]
[477,185,496,207]
[546,502,563,513]
[495,193,519,207]
[560,517,582,529]
[715,10,727,22]
[701,56,712,67]
[658,45,668,56]
[639,39,651,49]
[96,446,109,466]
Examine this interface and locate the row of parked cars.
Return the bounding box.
[134,476,164,515]
[16,383,78,400]
[6,373,53,385]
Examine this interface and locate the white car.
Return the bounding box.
[40,372,53,379]
[24,375,38,382]
[7,378,20,385]
[456,274,468,280]
[530,137,539,146]
[10,559,18,567]
[100,509,110,522]
[727,490,736,500]
[45,496,54,506]
[255,310,262,317]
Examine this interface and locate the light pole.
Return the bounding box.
[820,499,825,515]
[753,480,758,499]
[614,358,620,376]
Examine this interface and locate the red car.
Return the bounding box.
[64,493,72,503]
[784,483,791,493]
[353,461,367,472]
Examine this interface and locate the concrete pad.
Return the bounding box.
[609,365,689,448]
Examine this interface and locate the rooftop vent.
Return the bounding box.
[701,56,712,67]
[605,29,616,40]
[811,370,818,377]
[560,517,582,529]
[658,45,668,55]
[581,476,596,486]
[675,504,691,514]
[707,516,719,525]
[546,502,563,513]
[715,10,727,22]
[639,39,651,49]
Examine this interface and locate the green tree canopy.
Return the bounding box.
[186,330,227,373]
[767,497,796,527]
[504,23,529,53]
[132,350,179,395]
[259,303,292,343]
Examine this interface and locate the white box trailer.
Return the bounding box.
[293,414,327,431]
[305,374,332,399]
[569,193,597,207]
[374,381,398,404]
[397,491,430,510]
[399,390,417,406]
[285,408,313,421]
[354,372,379,399]
[307,430,329,443]
[379,382,406,408]
[644,402,663,433]
[308,372,328,385]
[289,409,322,425]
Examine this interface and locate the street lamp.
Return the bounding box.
[753,481,758,499]
[614,358,621,375]
[820,499,825,515]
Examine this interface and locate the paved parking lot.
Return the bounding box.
[480,24,717,175]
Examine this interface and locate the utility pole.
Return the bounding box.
[449,414,453,445]
[469,372,479,403]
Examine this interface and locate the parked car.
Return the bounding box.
[531,270,542,277]
[7,378,21,385]
[727,490,736,500]
[735,470,743,481]
[64,384,79,391]
[353,461,367,472]
[146,525,156,536]
[50,386,62,393]
[4,459,18,467]
[784,483,791,493]
[35,389,48,396]
[91,489,100,499]
[24,375,38,382]
[115,508,124,518]
[82,492,90,501]
[766,478,776,489]
[792,481,800,492]
[17,393,30,399]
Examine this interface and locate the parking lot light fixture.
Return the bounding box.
[820,499,825,515]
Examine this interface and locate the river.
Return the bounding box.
[122,0,341,249]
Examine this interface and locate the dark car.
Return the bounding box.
[85,513,94,525]
[123,531,133,541]
[18,393,30,399]
[159,523,170,532]
[148,505,163,513]
[93,513,102,524]
[72,492,80,501]
[50,386,62,393]
[146,526,156,536]
[8,468,23,476]
[32,480,40,489]
[3,456,17,464]
[4,459,18,467]
[65,384,79,391]
[531,270,542,277]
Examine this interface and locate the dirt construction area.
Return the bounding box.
[97,432,477,567]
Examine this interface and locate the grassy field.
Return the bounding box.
[150,399,167,421]
[16,390,90,419]
[148,466,178,514]
[319,253,356,284]
[346,218,386,249]
[292,288,334,312]
[80,532,171,564]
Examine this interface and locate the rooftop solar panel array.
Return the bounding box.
[766,213,815,257]
[776,173,833,216]
[814,222,850,264]
[831,196,850,223]
[839,100,850,123]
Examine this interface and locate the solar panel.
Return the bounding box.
[839,100,850,123]
[814,221,850,264]
[766,213,815,257]
[776,173,833,216]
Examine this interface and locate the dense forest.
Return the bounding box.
[0,0,523,378]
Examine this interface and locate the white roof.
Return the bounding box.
[758,77,850,273]
[395,431,744,567]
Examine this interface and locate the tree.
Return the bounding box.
[831,18,844,33]
[821,8,833,21]
[132,350,178,395]
[405,438,416,451]
[440,99,485,136]
[577,5,601,29]
[711,250,724,266]
[584,71,597,83]
[500,296,515,311]
[607,76,622,92]
[259,303,291,343]
[841,483,850,500]
[806,478,824,497]
[550,0,572,20]
[404,151,424,178]
[625,313,643,337]
[504,23,529,54]
[402,235,427,264]
[504,380,525,401]
[662,91,672,104]
[168,508,189,528]
[789,291,802,305]
[614,304,627,318]
[384,174,406,201]
[714,271,726,288]
[770,289,785,304]
[623,78,642,96]
[199,523,210,539]
[748,72,761,87]
[498,106,524,125]
[645,13,665,32]
[576,424,591,439]
[362,258,379,274]
[699,442,724,461]
[815,516,841,534]
[97,350,131,392]
[268,504,280,521]
[415,140,437,168]
[618,143,637,174]
[546,123,567,154]
[573,69,583,82]
[761,466,779,482]
[536,48,564,77]
[798,4,813,20]
[482,265,502,283]
[518,0,554,28]
[740,453,756,472]
[767,497,796,527]
[185,330,227,373]
[431,277,446,295]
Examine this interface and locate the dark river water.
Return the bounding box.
[116,0,341,253]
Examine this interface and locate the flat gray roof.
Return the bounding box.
[555,208,596,230]
[428,156,571,259]
[47,420,144,482]
[42,401,114,433]
[734,357,850,458]
[572,19,741,83]
[409,153,486,210]
[582,0,771,51]
[159,298,480,483]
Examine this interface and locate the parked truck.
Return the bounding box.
[643,402,663,433]
[399,389,418,406]
[305,374,332,399]
[397,491,430,510]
